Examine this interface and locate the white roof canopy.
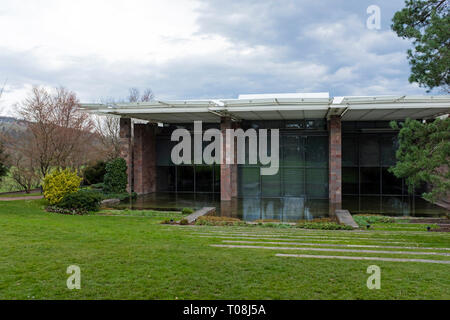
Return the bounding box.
[80,93,450,123]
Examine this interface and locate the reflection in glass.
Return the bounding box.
[360,167,380,194]
[360,136,379,167]
[239,167,260,197]
[177,166,194,192]
[381,168,403,195]
[342,167,359,194]
[195,166,213,192]
[306,168,328,198]
[306,136,328,167]
[156,166,176,192]
[283,168,304,196]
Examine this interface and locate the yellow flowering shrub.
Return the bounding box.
[43,168,82,205]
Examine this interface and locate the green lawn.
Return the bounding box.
[0,199,449,299]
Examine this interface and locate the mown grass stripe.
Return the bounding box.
[210,244,450,257]
[221,240,450,251]
[276,253,450,264]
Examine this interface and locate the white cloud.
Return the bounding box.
[0,0,430,116]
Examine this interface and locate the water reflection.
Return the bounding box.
[117,193,447,222]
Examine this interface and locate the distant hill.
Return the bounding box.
[0,116,28,139]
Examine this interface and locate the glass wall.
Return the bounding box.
[342,121,413,214]
[155,120,328,199]
[155,123,221,193]
[238,120,328,199]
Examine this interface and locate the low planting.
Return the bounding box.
[181,207,194,215]
[47,189,103,215]
[296,221,354,230]
[353,214,395,227]
[195,216,245,226]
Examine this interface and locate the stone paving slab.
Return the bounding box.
[210,244,450,257]
[197,235,418,245]
[221,240,450,251]
[183,207,216,224]
[276,253,450,264]
[335,209,359,229]
[193,232,413,242]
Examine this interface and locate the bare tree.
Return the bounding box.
[93,87,155,160]
[9,148,40,193]
[127,87,154,103]
[141,88,154,102]
[16,86,95,177]
[93,114,121,160]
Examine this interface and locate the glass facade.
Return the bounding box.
[144,120,448,218]
[341,121,427,215]
[237,120,328,199]
[156,124,221,193]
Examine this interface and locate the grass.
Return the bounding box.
[0,199,449,300]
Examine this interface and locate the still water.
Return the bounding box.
[117,193,447,222]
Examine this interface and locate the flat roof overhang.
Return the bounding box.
[80,95,450,123]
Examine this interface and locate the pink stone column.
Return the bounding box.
[119,118,133,193]
[133,123,156,195]
[329,115,342,210]
[221,117,232,201]
[231,121,239,198]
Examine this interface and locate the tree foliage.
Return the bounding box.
[82,160,107,185]
[390,117,450,202]
[103,158,128,193]
[391,0,450,92]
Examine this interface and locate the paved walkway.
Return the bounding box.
[0,195,44,201]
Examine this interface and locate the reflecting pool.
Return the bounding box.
[116,193,447,222]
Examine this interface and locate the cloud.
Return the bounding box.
[0,0,432,116]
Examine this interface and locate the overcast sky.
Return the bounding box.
[0,0,435,115]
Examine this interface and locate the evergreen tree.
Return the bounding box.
[392,0,449,92]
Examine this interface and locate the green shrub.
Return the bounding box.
[296,222,354,230]
[90,183,105,190]
[43,168,82,205]
[182,207,194,215]
[57,189,103,213]
[103,158,128,193]
[82,161,107,185]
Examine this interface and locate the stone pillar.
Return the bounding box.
[119,118,133,193]
[221,117,232,201]
[133,123,156,195]
[231,122,239,198]
[329,115,342,210]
